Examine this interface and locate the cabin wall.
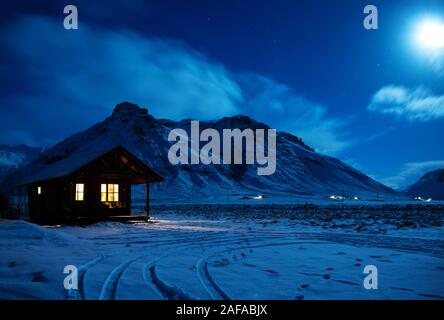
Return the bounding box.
[28,181,66,223]
[26,147,161,223]
[71,177,131,218]
[28,178,132,222]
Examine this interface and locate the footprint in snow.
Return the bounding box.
[378,259,392,263]
[354,263,362,267]
[212,260,230,267]
[322,274,331,280]
[243,263,256,268]
[356,258,363,262]
[8,261,16,268]
[333,279,359,286]
[325,267,334,271]
[31,272,48,283]
[337,252,347,255]
[300,284,309,289]
[389,286,413,292]
[264,269,279,276]
[417,293,444,299]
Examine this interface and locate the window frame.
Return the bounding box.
[101,183,119,202]
[75,183,85,201]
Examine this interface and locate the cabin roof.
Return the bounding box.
[19,143,164,185]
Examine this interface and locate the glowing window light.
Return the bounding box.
[101,183,119,202]
[37,186,41,195]
[75,183,84,201]
[101,184,107,202]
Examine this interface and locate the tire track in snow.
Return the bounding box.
[154,233,282,300]
[98,255,146,300]
[146,264,194,300]
[66,255,106,300]
[93,235,241,301]
[195,239,324,300]
[92,231,294,300]
[138,236,262,300]
[196,258,231,300]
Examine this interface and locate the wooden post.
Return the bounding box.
[145,182,150,218]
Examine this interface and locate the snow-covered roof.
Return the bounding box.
[19,143,163,185]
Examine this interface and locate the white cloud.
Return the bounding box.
[379,160,444,189]
[0,15,354,155]
[368,85,444,121]
[2,16,243,121]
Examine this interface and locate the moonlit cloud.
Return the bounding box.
[368,85,444,121]
[1,15,243,120]
[0,15,353,155]
[379,160,444,189]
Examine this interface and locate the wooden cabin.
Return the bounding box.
[20,145,164,224]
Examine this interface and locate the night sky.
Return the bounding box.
[1,0,443,188]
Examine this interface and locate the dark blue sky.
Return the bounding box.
[1,0,443,188]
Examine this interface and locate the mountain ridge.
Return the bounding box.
[403,168,444,200]
[3,102,400,202]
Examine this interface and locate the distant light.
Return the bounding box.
[413,196,432,202]
[415,19,444,48]
[329,195,345,201]
[353,196,359,201]
[253,195,263,200]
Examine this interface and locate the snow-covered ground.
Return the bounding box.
[0,206,443,300]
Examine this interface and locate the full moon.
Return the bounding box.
[415,19,444,49]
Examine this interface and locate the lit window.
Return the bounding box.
[108,184,119,202]
[101,184,107,202]
[75,183,84,201]
[37,186,41,195]
[101,183,119,202]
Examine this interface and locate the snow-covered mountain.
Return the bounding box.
[0,145,40,168]
[0,145,40,176]
[11,102,400,202]
[403,169,444,200]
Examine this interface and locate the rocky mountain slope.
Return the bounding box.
[0,145,40,177]
[403,168,444,200]
[9,102,399,202]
